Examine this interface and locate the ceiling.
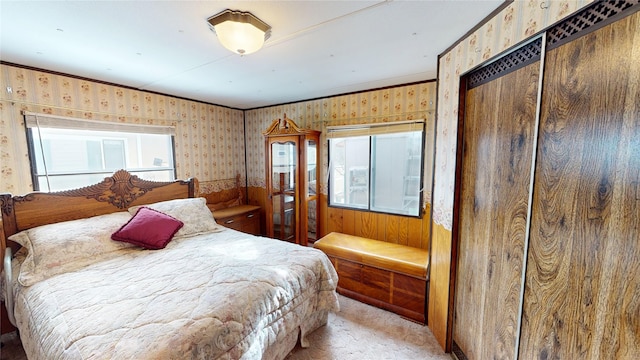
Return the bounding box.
[0,1,504,110]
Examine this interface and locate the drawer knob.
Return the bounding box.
[225,219,234,224]
[247,213,255,218]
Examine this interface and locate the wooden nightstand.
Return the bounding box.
[212,205,261,235]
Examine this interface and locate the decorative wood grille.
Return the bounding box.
[451,341,469,360]
[466,38,542,89]
[547,0,639,49]
[465,0,639,89]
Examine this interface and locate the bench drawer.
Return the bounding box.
[336,260,390,303]
[393,273,426,314]
[330,256,426,323]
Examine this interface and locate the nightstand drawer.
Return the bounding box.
[212,205,261,236]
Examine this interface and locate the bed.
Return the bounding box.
[1,170,339,360]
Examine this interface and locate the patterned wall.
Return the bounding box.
[0,64,245,195]
[244,81,437,203]
[433,0,595,230]
[0,64,435,206]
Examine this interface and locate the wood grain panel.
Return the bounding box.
[453,59,540,360]
[336,258,361,282]
[421,203,431,249]
[375,212,387,242]
[520,12,640,359]
[398,216,410,246]
[393,273,425,313]
[361,266,391,301]
[342,209,356,235]
[407,216,423,248]
[386,215,400,244]
[318,195,431,249]
[429,223,452,348]
[325,205,343,236]
[357,211,378,239]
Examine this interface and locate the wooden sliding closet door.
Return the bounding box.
[520,11,640,359]
[452,50,541,358]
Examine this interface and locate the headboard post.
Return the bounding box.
[1,194,16,236]
[1,194,19,274]
[0,194,19,254]
[191,178,199,198]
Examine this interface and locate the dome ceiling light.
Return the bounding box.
[207,9,272,55]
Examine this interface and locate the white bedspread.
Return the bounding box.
[11,229,339,360]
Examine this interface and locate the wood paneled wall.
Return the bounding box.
[451,8,640,359]
[320,194,431,250]
[519,11,640,358]
[429,222,453,349]
[453,60,540,359]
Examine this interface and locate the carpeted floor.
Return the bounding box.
[286,295,450,360]
[1,295,451,360]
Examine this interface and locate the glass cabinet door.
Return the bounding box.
[305,139,318,243]
[264,115,321,247]
[270,141,297,242]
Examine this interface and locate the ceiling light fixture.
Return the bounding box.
[207,9,271,55]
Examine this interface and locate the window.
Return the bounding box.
[25,112,176,192]
[328,120,424,217]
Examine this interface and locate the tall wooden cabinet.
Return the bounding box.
[263,114,320,246]
[452,4,639,359]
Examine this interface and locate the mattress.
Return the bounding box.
[9,228,339,360]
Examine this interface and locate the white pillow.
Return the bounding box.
[128,197,221,238]
[9,212,134,286]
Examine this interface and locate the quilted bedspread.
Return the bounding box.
[11,229,339,359]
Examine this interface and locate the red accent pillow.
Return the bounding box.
[111,207,184,250]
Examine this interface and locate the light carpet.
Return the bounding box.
[1,295,450,360]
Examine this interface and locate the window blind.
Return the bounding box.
[24,111,175,135]
[326,119,424,138]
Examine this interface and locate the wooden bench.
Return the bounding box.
[314,232,429,323]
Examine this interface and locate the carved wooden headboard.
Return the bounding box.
[0,170,195,264]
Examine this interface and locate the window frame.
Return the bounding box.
[327,120,426,218]
[24,112,177,192]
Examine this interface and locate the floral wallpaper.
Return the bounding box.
[0,63,435,203]
[433,0,595,230]
[244,81,437,203]
[0,64,245,195]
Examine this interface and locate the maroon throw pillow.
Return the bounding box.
[111,207,184,250]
